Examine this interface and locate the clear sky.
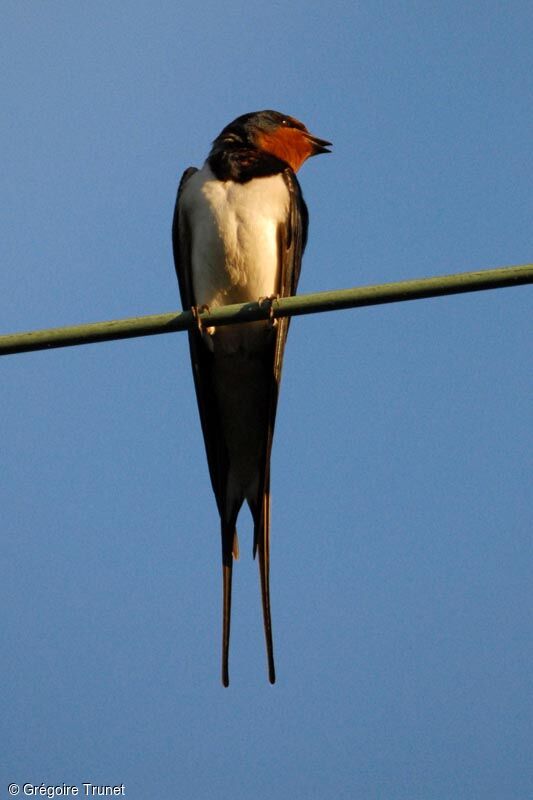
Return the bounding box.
[2,2,532,798]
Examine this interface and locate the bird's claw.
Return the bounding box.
[191,304,211,334]
[258,294,279,328]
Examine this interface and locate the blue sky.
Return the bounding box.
[1,2,532,798]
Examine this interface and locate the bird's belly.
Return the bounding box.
[185,168,289,353]
[192,228,278,307]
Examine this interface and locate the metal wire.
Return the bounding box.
[1,263,531,357]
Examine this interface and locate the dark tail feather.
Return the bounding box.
[256,492,276,684]
[221,522,236,687]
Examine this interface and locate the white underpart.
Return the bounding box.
[180,163,289,354]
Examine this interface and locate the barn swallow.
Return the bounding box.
[172,110,331,686]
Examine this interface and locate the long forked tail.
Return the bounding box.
[255,491,276,684]
[221,558,232,688]
[221,522,238,687]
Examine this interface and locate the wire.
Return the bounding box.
[1,263,531,357]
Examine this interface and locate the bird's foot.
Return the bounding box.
[258,294,279,328]
[191,304,210,332]
[192,304,216,335]
[191,305,215,347]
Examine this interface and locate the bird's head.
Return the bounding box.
[212,110,332,173]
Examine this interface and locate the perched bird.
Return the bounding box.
[172,110,331,686]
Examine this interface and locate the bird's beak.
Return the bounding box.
[305,133,332,156]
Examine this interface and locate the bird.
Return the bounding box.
[172,110,331,686]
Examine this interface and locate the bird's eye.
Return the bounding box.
[280,117,305,131]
